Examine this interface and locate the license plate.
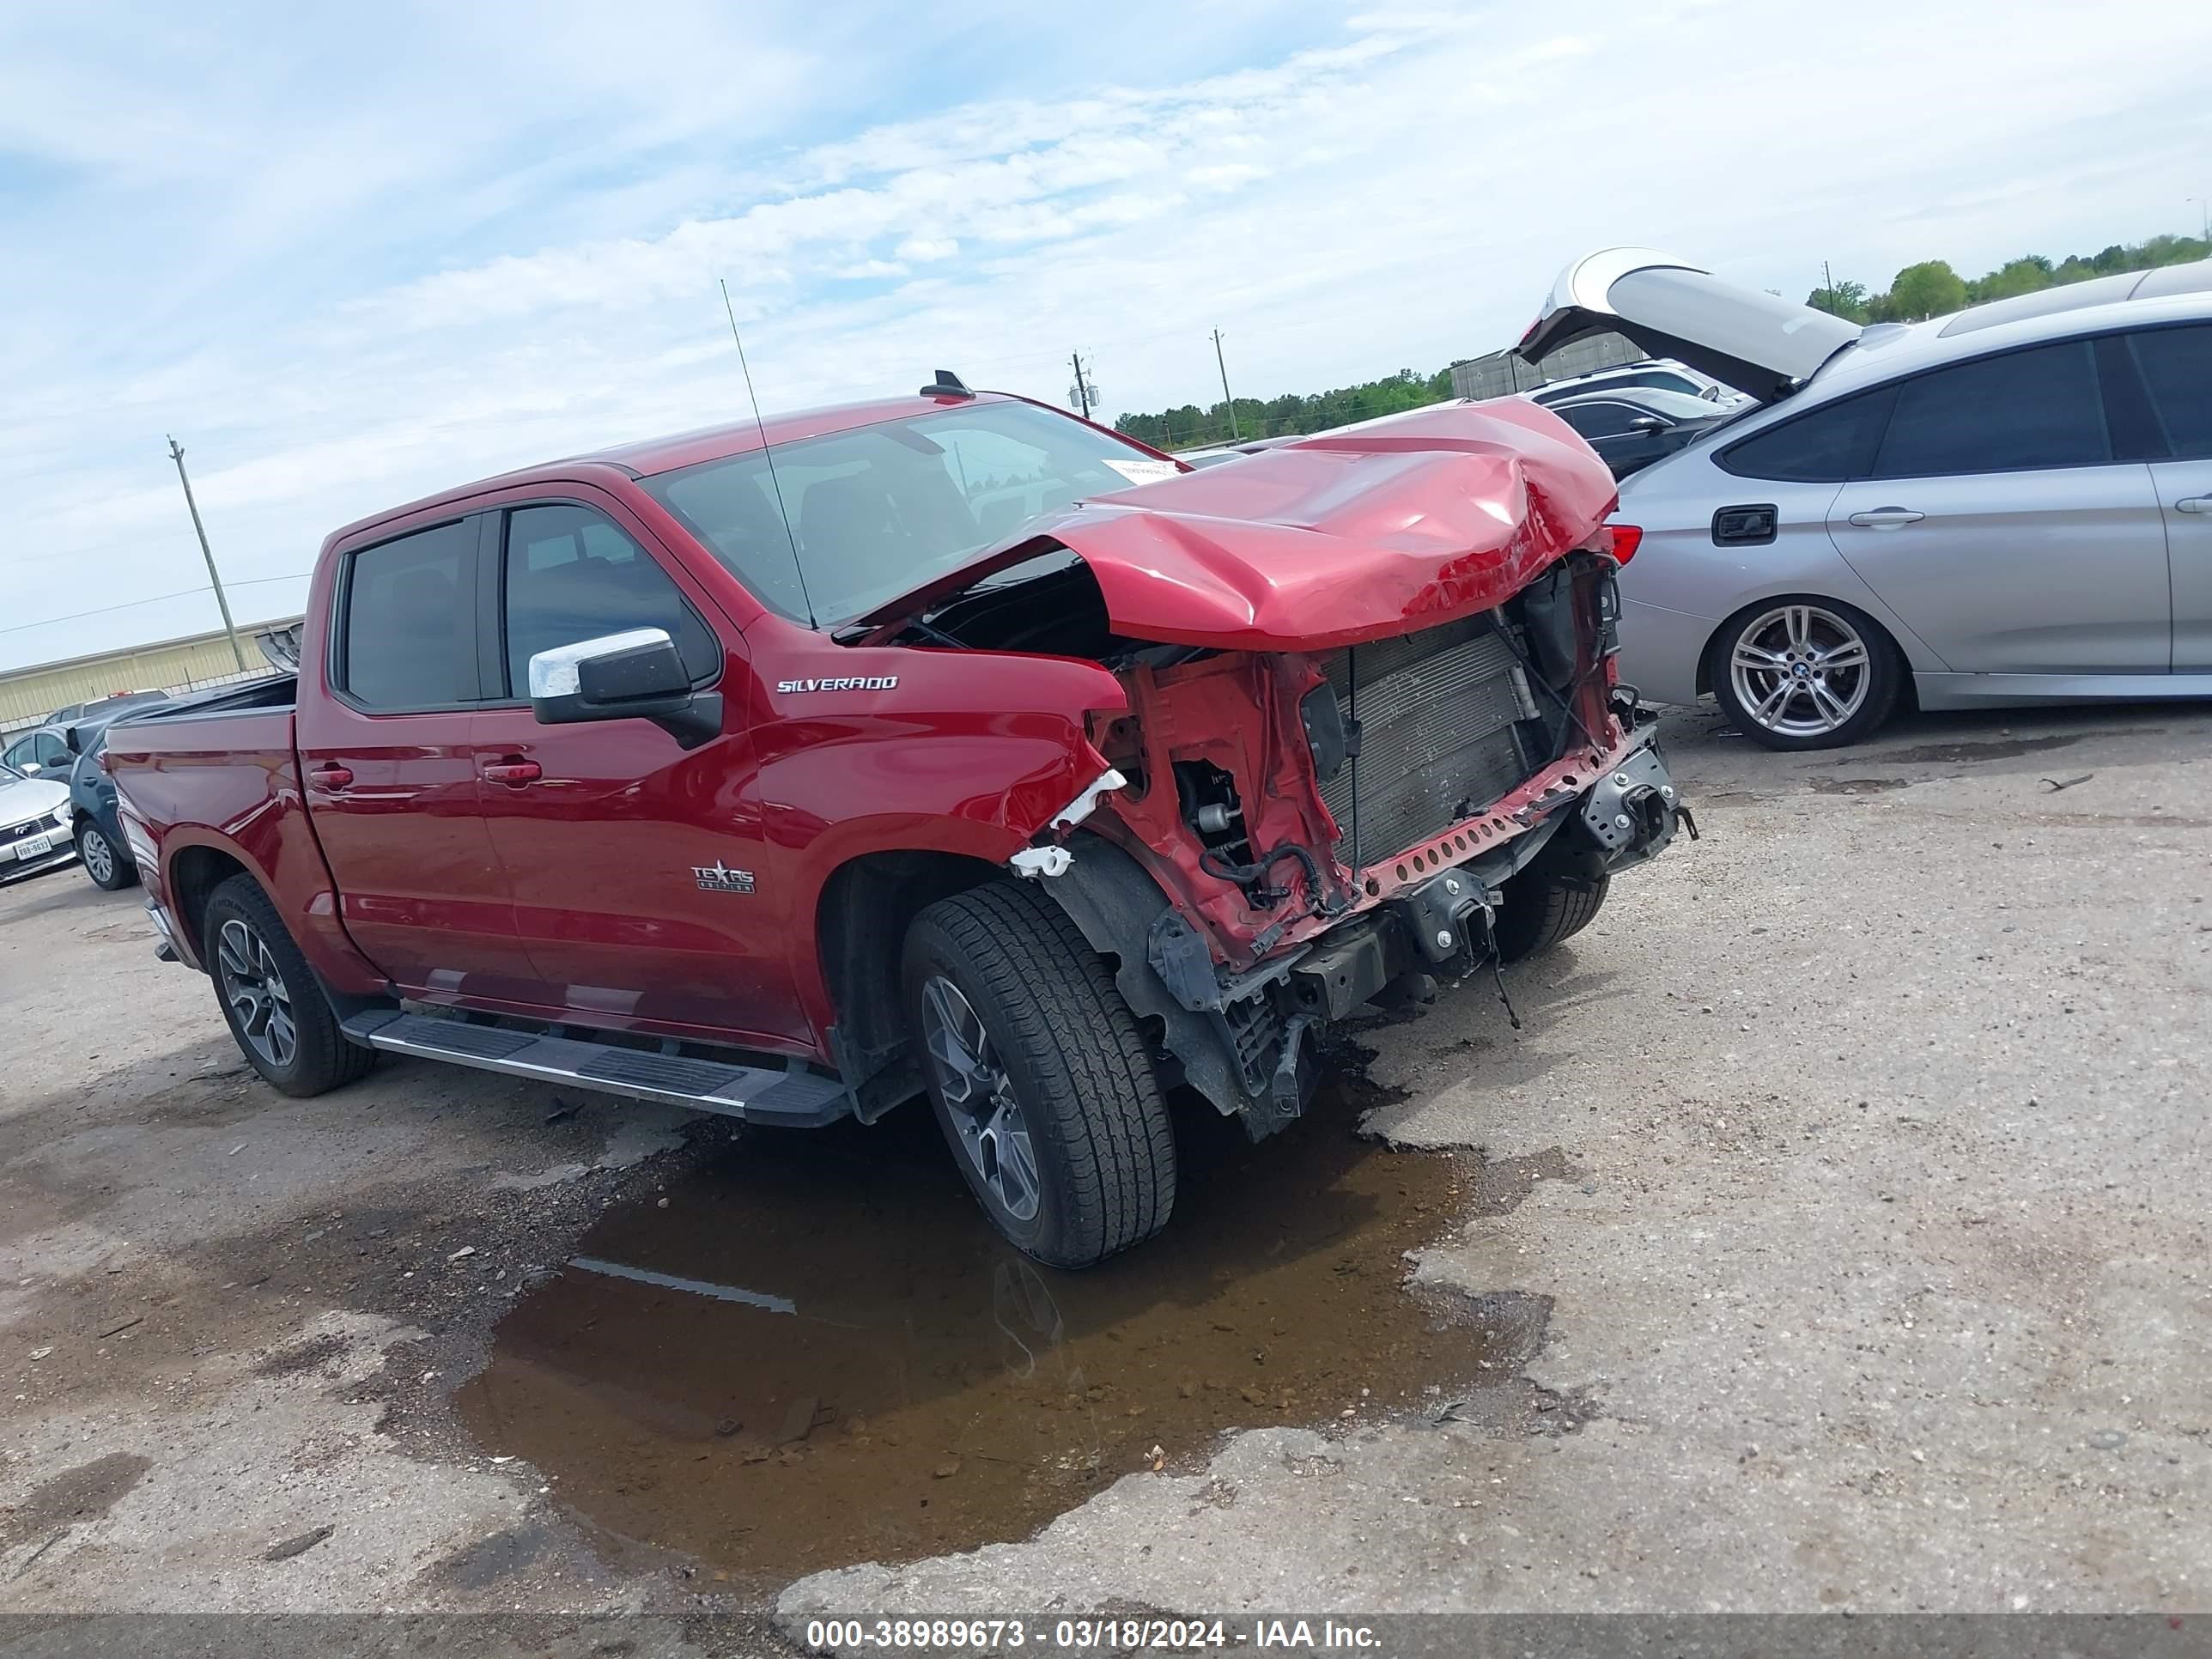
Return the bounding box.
[14,833,52,860]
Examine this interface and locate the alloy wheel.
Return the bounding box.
[215,916,298,1071]
[1728,604,1873,739]
[920,974,1041,1224]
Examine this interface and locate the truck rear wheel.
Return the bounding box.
[203,874,376,1097]
[902,881,1176,1268]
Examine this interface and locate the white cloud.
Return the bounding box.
[3,0,2210,668]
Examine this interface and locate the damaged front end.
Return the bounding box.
[860,400,1692,1138]
[1025,548,1688,1139]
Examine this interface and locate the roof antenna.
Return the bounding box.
[720,278,817,629]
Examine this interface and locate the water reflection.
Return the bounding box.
[458,1092,1482,1588]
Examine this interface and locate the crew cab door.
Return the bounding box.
[294,514,541,1000]
[465,491,804,1046]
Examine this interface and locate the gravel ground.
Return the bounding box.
[3,701,2208,1630]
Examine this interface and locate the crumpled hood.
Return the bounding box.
[861,398,1618,653]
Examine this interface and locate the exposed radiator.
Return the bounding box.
[1317,617,1542,866]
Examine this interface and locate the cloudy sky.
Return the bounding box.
[3,0,2207,670]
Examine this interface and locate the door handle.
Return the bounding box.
[307,763,354,790]
[2178,496,2212,514]
[1846,507,1924,528]
[482,760,543,786]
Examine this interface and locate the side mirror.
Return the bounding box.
[1627,415,1668,434]
[527,629,721,750]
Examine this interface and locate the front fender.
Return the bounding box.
[756,646,1129,1037]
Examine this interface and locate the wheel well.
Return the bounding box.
[168,846,251,965]
[815,851,1003,1115]
[1694,593,1913,708]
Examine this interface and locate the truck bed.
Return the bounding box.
[103,675,305,896]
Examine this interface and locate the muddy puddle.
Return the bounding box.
[458,1088,1505,1589]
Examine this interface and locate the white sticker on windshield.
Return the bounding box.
[1103,458,1182,486]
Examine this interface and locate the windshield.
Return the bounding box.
[641,400,1177,627]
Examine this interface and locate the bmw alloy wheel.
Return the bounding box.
[1727,604,1873,739]
[215,916,298,1071]
[919,973,1041,1224]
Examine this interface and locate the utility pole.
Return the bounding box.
[1069,352,1094,420]
[2193,198,2211,245]
[167,436,246,671]
[1822,259,1837,313]
[1211,328,1239,441]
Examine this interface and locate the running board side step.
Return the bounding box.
[338,1010,850,1127]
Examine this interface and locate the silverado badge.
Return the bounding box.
[693,861,756,894]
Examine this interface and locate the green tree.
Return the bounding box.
[1971,255,2056,303]
[1806,278,1870,322]
[1885,259,1968,320]
[1119,366,1458,452]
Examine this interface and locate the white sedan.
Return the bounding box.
[0,761,77,884]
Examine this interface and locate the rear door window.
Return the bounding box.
[337,520,478,710]
[1717,388,1894,483]
[1871,341,2109,477]
[1557,402,1642,440]
[500,503,718,695]
[2127,323,2212,460]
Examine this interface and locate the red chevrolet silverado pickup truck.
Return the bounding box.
[106,378,1689,1267]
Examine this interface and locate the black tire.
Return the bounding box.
[76,819,137,891]
[902,881,1175,1268]
[1707,595,1903,751]
[1492,838,1609,963]
[202,874,376,1097]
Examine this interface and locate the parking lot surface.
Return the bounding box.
[3,703,2208,1626]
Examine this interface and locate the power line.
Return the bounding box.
[0,573,310,637]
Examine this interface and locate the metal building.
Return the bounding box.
[0,617,302,734]
[1450,331,1644,400]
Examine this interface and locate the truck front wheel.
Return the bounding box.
[902,882,1176,1268]
[1491,836,1610,963]
[203,874,377,1097]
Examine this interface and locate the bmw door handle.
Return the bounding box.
[2177,496,2212,514]
[1846,507,1924,528]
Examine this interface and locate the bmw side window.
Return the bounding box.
[501,503,718,696]
[1871,341,2108,477]
[337,520,478,710]
[1716,389,1893,483]
[2127,323,2212,460]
